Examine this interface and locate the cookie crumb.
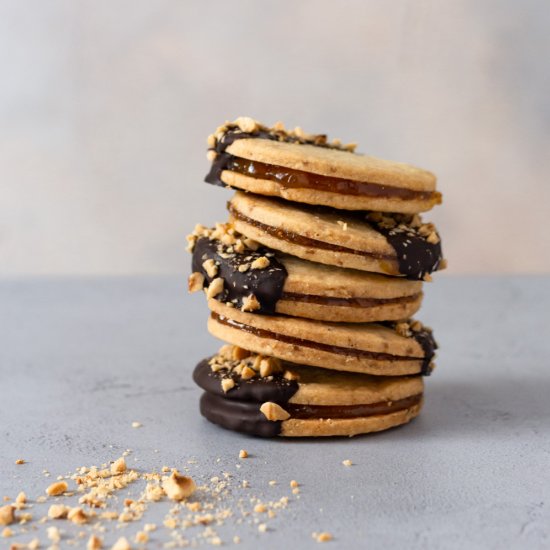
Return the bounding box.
[258,523,267,533]
[290,480,299,488]
[254,504,266,513]
[233,535,241,544]
[67,506,88,524]
[134,531,148,544]
[1,527,13,537]
[342,460,353,467]
[238,450,248,459]
[260,402,290,422]
[46,481,68,497]
[131,421,142,429]
[47,504,69,519]
[314,532,333,543]
[47,525,61,543]
[110,457,127,475]
[15,459,25,465]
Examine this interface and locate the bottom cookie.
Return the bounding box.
[194,345,424,438]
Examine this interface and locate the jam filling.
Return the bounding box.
[228,205,396,261]
[212,313,422,363]
[286,394,422,419]
[226,155,439,202]
[280,292,421,308]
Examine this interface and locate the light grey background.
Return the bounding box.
[1,0,550,275]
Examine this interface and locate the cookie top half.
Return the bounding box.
[205,117,442,214]
[229,192,445,280]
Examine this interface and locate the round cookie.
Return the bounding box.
[228,191,444,280]
[193,346,424,437]
[207,300,437,376]
[187,224,423,322]
[205,118,441,214]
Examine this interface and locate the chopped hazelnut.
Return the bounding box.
[259,402,290,421]
[206,150,217,162]
[259,357,282,378]
[87,534,103,550]
[162,471,196,501]
[284,370,299,381]
[0,505,14,526]
[237,263,250,273]
[427,232,440,244]
[188,272,205,293]
[240,366,256,380]
[46,481,68,497]
[202,259,218,278]
[110,457,126,475]
[206,277,224,299]
[250,256,270,270]
[241,294,261,312]
[235,116,258,133]
[243,238,260,251]
[221,378,235,393]
[232,346,251,360]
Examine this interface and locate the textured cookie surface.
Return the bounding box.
[187,223,423,322]
[207,300,437,376]
[205,118,441,214]
[194,345,424,437]
[229,192,444,280]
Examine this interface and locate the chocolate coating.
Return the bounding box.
[199,391,283,437]
[192,237,287,314]
[193,358,299,402]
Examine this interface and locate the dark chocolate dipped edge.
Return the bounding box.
[193,358,299,403]
[199,392,283,437]
[192,237,287,314]
[380,321,438,376]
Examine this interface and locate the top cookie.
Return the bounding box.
[205,117,442,214]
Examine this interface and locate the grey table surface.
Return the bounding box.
[1,275,549,549]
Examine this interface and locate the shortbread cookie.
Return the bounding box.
[228,192,444,280]
[205,118,441,214]
[187,224,423,322]
[207,300,437,376]
[194,345,424,437]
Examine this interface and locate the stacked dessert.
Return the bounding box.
[187,117,444,438]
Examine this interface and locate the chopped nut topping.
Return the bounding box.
[250,256,270,270]
[206,277,224,299]
[0,505,14,526]
[232,346,251,361]
[162,471,196,501]
[241,294,261,312]
[259,357,282,377]
[237,263,250,273]
[240,366,256,380]
[238,450,248,459]
[188,272,205,293]
[221,378,235,393]
[259,402,290,422]
[202,258,218,278]
[284,370,299,381]
[46,481,68,497]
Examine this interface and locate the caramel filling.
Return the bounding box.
[212,313,422,363]
[226,156,439,202]
[287,394,422,419]
[280,292,421,308]
[228,205,396,261]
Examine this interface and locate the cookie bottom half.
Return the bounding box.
[199,391,423,438]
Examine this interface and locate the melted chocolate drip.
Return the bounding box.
[193,358,299,403]
[199,392,283,437]
[192,237,288,314]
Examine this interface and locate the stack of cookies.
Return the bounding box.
[187,117,445,438]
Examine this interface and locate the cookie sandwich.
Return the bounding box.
[194,345,424,437]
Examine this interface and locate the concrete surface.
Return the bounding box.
[0,276,549,549]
